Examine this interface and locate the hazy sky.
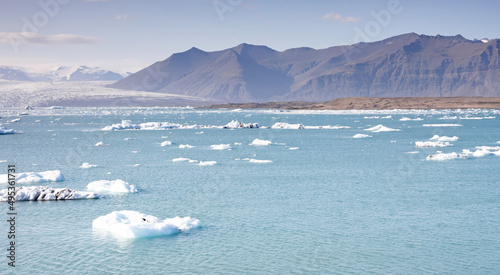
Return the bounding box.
[1,0,499,73]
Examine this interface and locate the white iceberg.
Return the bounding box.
[179,144,195,149]
[249,159,273,163]
[353,134,372,138]
[250,139,272,146]
[86,179,138,193]
[423,124,463,127]
[415,141,452,147]
[364,124,400,132]
[399,117,423,121]
[426,152,468,161]
[198,161,216,166]
[80,162,98,169]
[211,144,231,150]
[289,147,299,150]
[0,127,15,135]
[271,122,304,129]
[429,135,459,141]
[95,142,107,146]
[10,118,21,123]
[0,186,98,201]
[172,157,191,162]
[92,210,202,239]
[0,170,64,184]
[160,141,172,147]
[223,120,260,129]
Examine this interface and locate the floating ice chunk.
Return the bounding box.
[406,151,419,154]
[160,141,172,147]
[131,151,138,153]
[0,127,15,135]
[249,159,273,163]
[429,135,459,141]
[364,124,400,132]
[10,118,21,123]
[172,157,191,162]
[124,138,131,141]
[475,146,500,150]
[399,117,423,121]
[92,210,202,239]
[86,179,137,193]
[364,116,379,119]
[271,122,304,129]
[415,141,452,147]
[223,120,260,129]
[0,160,6,163]
[289,147,299,150]
[179,144,195,149]
[198,161,216,166]
[0,186,98,201]
[0,170,64,184]
[472,149,491,157]
[80,162,98,169]
[250,139,272,146]
[423,124,463,127]
[353,134,372,138]
[381,115,392,119]
[133,164,141,167]
[95,141,108,146]
[189,159,198,163]
[211,144,231,150]
[426,152,468,161]
[234,142,242,145]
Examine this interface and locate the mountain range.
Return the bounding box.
[0,66,128,82]
[111,33,500,103]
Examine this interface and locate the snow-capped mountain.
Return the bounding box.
[0,66,127,82]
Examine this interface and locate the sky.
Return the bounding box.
[1,0,499,73]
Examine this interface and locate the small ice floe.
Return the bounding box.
[211,144,231,150]
[364,116,379,119]
[95,142,108,146]
[86,179,137,193]
[130,151,138,154]
[0,186,98,201]
[250,139,272,146]
[430,135,459,141]
[124,138,132,141]
[415,141,452,147]
[160,141,172,147]
[198,161,216,166]
[399,117,423,121]
[234,142,242,145]
[426,152,468,161]
[80,162,98,169]
[364,124,400,132]
[196,132,204,134]
[423,124,463,127]
[172,157,191,162]
[179,144,195,149]
[133,164,141,167]
[464,147,500,157]
[92,210,202,239]
[272,122,304,129]
[249,159,273,164]
[0,160,6,163]
[289,147,299,150]
[406,151,419,154]
[223,120,260,129]
[353,134,372,138]
[0,127,15,135]
[0,170,64,184]
[9,118,21,123]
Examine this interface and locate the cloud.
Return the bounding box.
[322,12,359,23]
[0,32,100,45]
[114,14,131,20]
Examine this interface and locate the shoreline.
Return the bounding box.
[199,97,500,110]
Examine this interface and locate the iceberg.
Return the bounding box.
[399,117,423,121]
[0,170,64,184]
[198,161,216,166]
[179,144,195,149]
[271,122,304,129]
[223,120,260,129]
[429,135,459,141]
[172,157,191,162]
[415,141,452,147]
[95,142,107,146]
[0,127,15,135]
[211,144,231,150]
[250,139,272,146]
[92,210,202,239]
[426,152,468,161]
[86,179,138,193]
[353,134,372,138]
[80,162,98,169]
[160,141,172,147]
[289,147,299,150]
[364,124,400,132]
[249,159,273,163]
[0,186,98,201]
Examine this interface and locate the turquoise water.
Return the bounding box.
[1,107,500,274]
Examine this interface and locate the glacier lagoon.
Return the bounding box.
[1,107,499,274]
